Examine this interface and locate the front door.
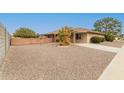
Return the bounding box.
[75,33,81,43]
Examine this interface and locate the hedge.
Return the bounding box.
[90,36,105,43]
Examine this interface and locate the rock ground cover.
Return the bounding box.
[1,44,115,80]
[100,41,124,48]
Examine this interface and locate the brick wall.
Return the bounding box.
[11,37,53,46]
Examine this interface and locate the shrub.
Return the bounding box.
[101,37,105,42]
[13,27,37,38]
[105,32,115,42]
[90,36,104,43]
[56,38,59,42]
[58,26,72,46]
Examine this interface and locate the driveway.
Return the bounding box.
[99,44,124,80]
[74,43,120,53]
[0,44,115,80]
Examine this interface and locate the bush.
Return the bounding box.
[56,38,59,42]
[13,27,37,38]
[58,26,72,46]
[105,33,115,42]
[101,37,105,42]
[90,36,104,43]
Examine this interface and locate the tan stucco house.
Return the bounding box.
[45,28,105,43]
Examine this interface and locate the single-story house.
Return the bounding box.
[44,28,105,43]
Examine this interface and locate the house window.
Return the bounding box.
[76,33,81,40]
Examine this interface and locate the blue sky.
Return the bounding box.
[0,13,124,34]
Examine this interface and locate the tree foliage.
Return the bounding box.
[58,26,72,46]
[105,32,115,42]
[13,27,38,38]
[94,17,122,35]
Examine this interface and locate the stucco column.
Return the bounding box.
[53,34,56,42]
[73,32,76,43]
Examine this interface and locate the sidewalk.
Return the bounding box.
[99,45,124,80]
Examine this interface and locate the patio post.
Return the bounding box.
[73,32,76,43]
[53,34,56,42]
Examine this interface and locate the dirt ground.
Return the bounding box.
[100,41,124,48]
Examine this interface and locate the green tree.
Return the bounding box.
[94,17,122,35]
[105,31,115,42]
[13,27,37,38]
[58,26,72,46]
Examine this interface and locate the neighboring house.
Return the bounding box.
[44,28,105,43]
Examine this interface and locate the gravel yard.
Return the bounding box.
[100,41,124,48]
[1,43,115,80]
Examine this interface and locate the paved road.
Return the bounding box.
[1,44,115,80]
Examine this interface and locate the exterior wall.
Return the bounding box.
[71,33,75,43]
[81,33,88,43]
[87,33,104,43]
[11,37,53,46]
[75,33,87,43]
[45,32,104,43]
[74,33,104,43]
[0,25,10,65]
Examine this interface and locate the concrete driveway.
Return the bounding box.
[74,43,120,53]
[99,44,124,80]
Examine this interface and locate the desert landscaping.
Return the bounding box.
[0,43,117,80]
[0,15,124,80]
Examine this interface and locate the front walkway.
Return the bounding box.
[74,43,120,53]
